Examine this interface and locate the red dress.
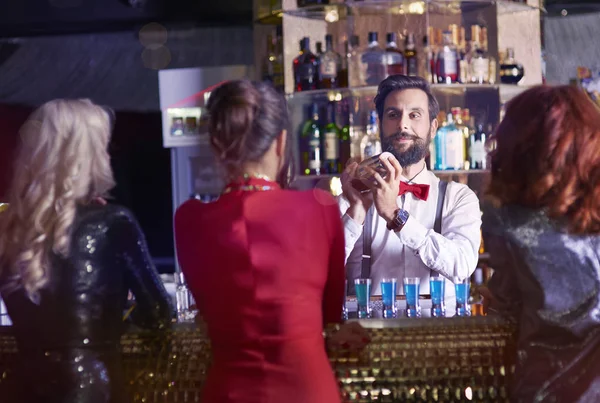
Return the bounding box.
[174,177,345,403]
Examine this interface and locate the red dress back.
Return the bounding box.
[174,178,345,403]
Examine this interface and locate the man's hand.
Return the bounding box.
[340,158,373,225]
[368,153,403,223]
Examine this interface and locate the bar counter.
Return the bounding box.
[0,315,516,402]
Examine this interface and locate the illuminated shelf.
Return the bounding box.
[294,170,489,181]
[286,84,530,102]
[281,0,541,21]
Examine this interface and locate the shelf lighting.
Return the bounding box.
[325,8,339,23]
[408,1,425,14]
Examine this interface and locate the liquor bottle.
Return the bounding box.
[384,32,404,76]
[469,122,488,170]
[450,24,468,84]
[404,33,418,76]
[293,37,318,92]
[361,110,382,160]
[319,34,341,89]
[361,32,387,86]
[339,103,352,171]
[451,107,469,170]
[436,31,459,84]
[323,102,341,174]
[348,35,365,87]
[300,104,322,175]
[262,26,284,92]
[422,33,434,84]
[337,40,349,88]
[435,112,463,170]
[499,48,525,84]
[316,41,324,57]
[470,26,490,84]
[470,267,485,316]
[176,272,193,322]
[461,108,473,169]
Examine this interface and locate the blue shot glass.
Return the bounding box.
[454,276,471,317]
[342,280,348,321]
[380,278,398,319]
[403,277,421,318]
[429,277,446,317]
[354,278,372,319]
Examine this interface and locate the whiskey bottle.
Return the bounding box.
[451,107,469,170]
[469,122,488,170]
[384,32,404,76]
[300,103,322,175]
[337,40,349,88]
[404,33,418,76]
[348,35,365,87]
[293,37,318,92]
[436,31,459,84]
[361,32,387,86]
[499,48,525,84]
[322,102,341,174]
[319,34,341,89]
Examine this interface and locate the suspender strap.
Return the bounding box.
[434,180,448,234]
[361,205,374,279]
[431,180,448,278]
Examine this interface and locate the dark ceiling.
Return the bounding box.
[0,0,597,38]
[0,0,254,38]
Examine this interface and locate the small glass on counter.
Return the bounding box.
[354,278,371,319]
[454,276,471,317]
[380,277,397,319]
[342,280,348,321]
[403,277,421,318]
[430,277,446,317]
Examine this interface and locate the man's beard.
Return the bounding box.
[381,128,431,167]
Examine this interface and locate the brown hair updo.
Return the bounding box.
[206,80,294,188]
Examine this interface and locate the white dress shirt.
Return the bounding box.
[339,168,482,299]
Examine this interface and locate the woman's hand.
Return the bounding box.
[326,322,371,351]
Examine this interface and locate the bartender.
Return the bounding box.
[339,75,482,300]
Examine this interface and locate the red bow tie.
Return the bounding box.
[399,182,430,201]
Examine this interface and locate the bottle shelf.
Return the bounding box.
[294,169,489,181]
[281,0,541,21]
[286,83,531,101]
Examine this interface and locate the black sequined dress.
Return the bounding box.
[0,204,175,403]
[483,203,600,403]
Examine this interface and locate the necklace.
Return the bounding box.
[222,173,278,194]
[406,162,427,183]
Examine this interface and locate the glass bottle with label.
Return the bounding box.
[293,37,318,92]
[348,35,365,87]
[337,40,349,88]
[323,102,341,174]
[469,122,488,170]
[470,40,490,84]
[262,26,284,92]
[361,110,382,160]
[300,103,322,175]
[436,31,459,84]
[385,32,404,76]
[361,32,387,86]
[339,103,351,171]
[435,112,464,170]
[451,107,469,170]
[404,33,418,76]
[319,34,341,89]
[500,48,525,84]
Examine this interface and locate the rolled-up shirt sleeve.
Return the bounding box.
[396,184,481,281]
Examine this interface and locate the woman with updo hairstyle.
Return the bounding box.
[482,85,600,402]
[0,99,175,403]
[174,80,366,403]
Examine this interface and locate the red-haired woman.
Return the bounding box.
[483,85,600,402]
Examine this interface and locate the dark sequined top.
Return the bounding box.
[1,203,175,403]
[483,203,600,403]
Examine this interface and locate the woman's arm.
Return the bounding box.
[113,207,176,329]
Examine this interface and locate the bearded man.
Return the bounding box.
[339,75,482,306]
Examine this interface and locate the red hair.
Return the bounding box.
[487,85,600,234]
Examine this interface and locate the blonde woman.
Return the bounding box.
[0,99,174,403]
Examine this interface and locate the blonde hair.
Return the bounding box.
[0,99,115,302]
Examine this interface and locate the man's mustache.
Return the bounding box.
[385,132,420,142]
